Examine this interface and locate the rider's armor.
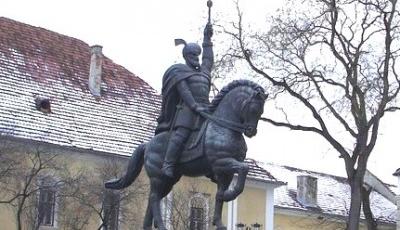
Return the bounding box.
[174,73,211,130]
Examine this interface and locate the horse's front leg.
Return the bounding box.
[212,174,233,230]
[212,158,249,202]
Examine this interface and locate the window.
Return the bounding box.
[35,96,51,113]
[190,206,204,230]
[103,191,120,230]
[38,186,56,226]
[189,194,208,230]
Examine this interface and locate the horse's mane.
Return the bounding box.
[210,80,265,110]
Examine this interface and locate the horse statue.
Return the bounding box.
[105,80,267,230]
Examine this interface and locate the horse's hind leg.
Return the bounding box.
[149,179,166,230]
[146,177,175,230]
[213,174,233,230]
[143,195,153,230]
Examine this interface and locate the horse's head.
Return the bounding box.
[209,80,268,137]
[239,88,268,137]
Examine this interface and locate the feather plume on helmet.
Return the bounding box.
[174,38,201,57]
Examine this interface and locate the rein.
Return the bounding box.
[199,111,250,133]
[201,90,261,133]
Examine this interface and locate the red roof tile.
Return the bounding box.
[0,17,160,155]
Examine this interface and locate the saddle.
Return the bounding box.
[178,121,209,163]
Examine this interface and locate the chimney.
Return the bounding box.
[393,169,400,194]
[392,169,400,230]
[297,175,318,208]
[89,45,103,98]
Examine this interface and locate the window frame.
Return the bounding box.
[37,177,59,229]
[188,192,210,230]
[102,190,121,230]
[190,206,205,230]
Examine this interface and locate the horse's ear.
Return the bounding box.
[257,92,268,101]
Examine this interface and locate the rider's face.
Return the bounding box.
[185,53,200,70]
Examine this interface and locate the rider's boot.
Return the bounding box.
[161,141,182,178]
[162,128,190,178]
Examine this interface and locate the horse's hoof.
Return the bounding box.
[153,222,166,230]
[213,218,222,227]
[222,191,236,202]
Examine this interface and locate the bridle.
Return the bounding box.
[200,90,266,133]
[200,111,250,133]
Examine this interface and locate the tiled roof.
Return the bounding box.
[245,159,285,185]
[0,17,160,155]
[261,163,397,224]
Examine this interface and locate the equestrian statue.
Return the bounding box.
[105,1,268,229]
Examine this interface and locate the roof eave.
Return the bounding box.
[275,205,396,226]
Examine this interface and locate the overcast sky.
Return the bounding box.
[1,0,399,184]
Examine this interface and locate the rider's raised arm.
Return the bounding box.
[201,23,214,74]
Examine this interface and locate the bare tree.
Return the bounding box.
[166,188,191,229]
[0,141,19,183]
[217,0,400,229]
[61,158,148,230]
[0,140,147,230]
[361,186,377,230]
[0,144,66,230]
[165,181,214,230]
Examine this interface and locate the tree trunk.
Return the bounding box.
[347,174,363,230]
[362,186,377,230]
[16,199,24,230]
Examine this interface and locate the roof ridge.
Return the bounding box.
[262,162,350,184]
[245,158,283,183]
[0,16,159,95]
[0,16,88,48]
[262,162,397,187]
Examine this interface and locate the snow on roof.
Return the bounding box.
[0,17,160,156]
[245,159,285,185]
[261,162,397,224]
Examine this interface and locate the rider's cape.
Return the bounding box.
[155,64,209,134]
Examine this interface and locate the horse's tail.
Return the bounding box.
[105,143,146,190]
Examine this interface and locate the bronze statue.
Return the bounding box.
[156,23,214,178]
[105,2,268,229]
[106,80,267,229]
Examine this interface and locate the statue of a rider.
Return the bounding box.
[155,22,214,178]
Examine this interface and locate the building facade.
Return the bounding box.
[263,163,397,230]
[0,16,158,229]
